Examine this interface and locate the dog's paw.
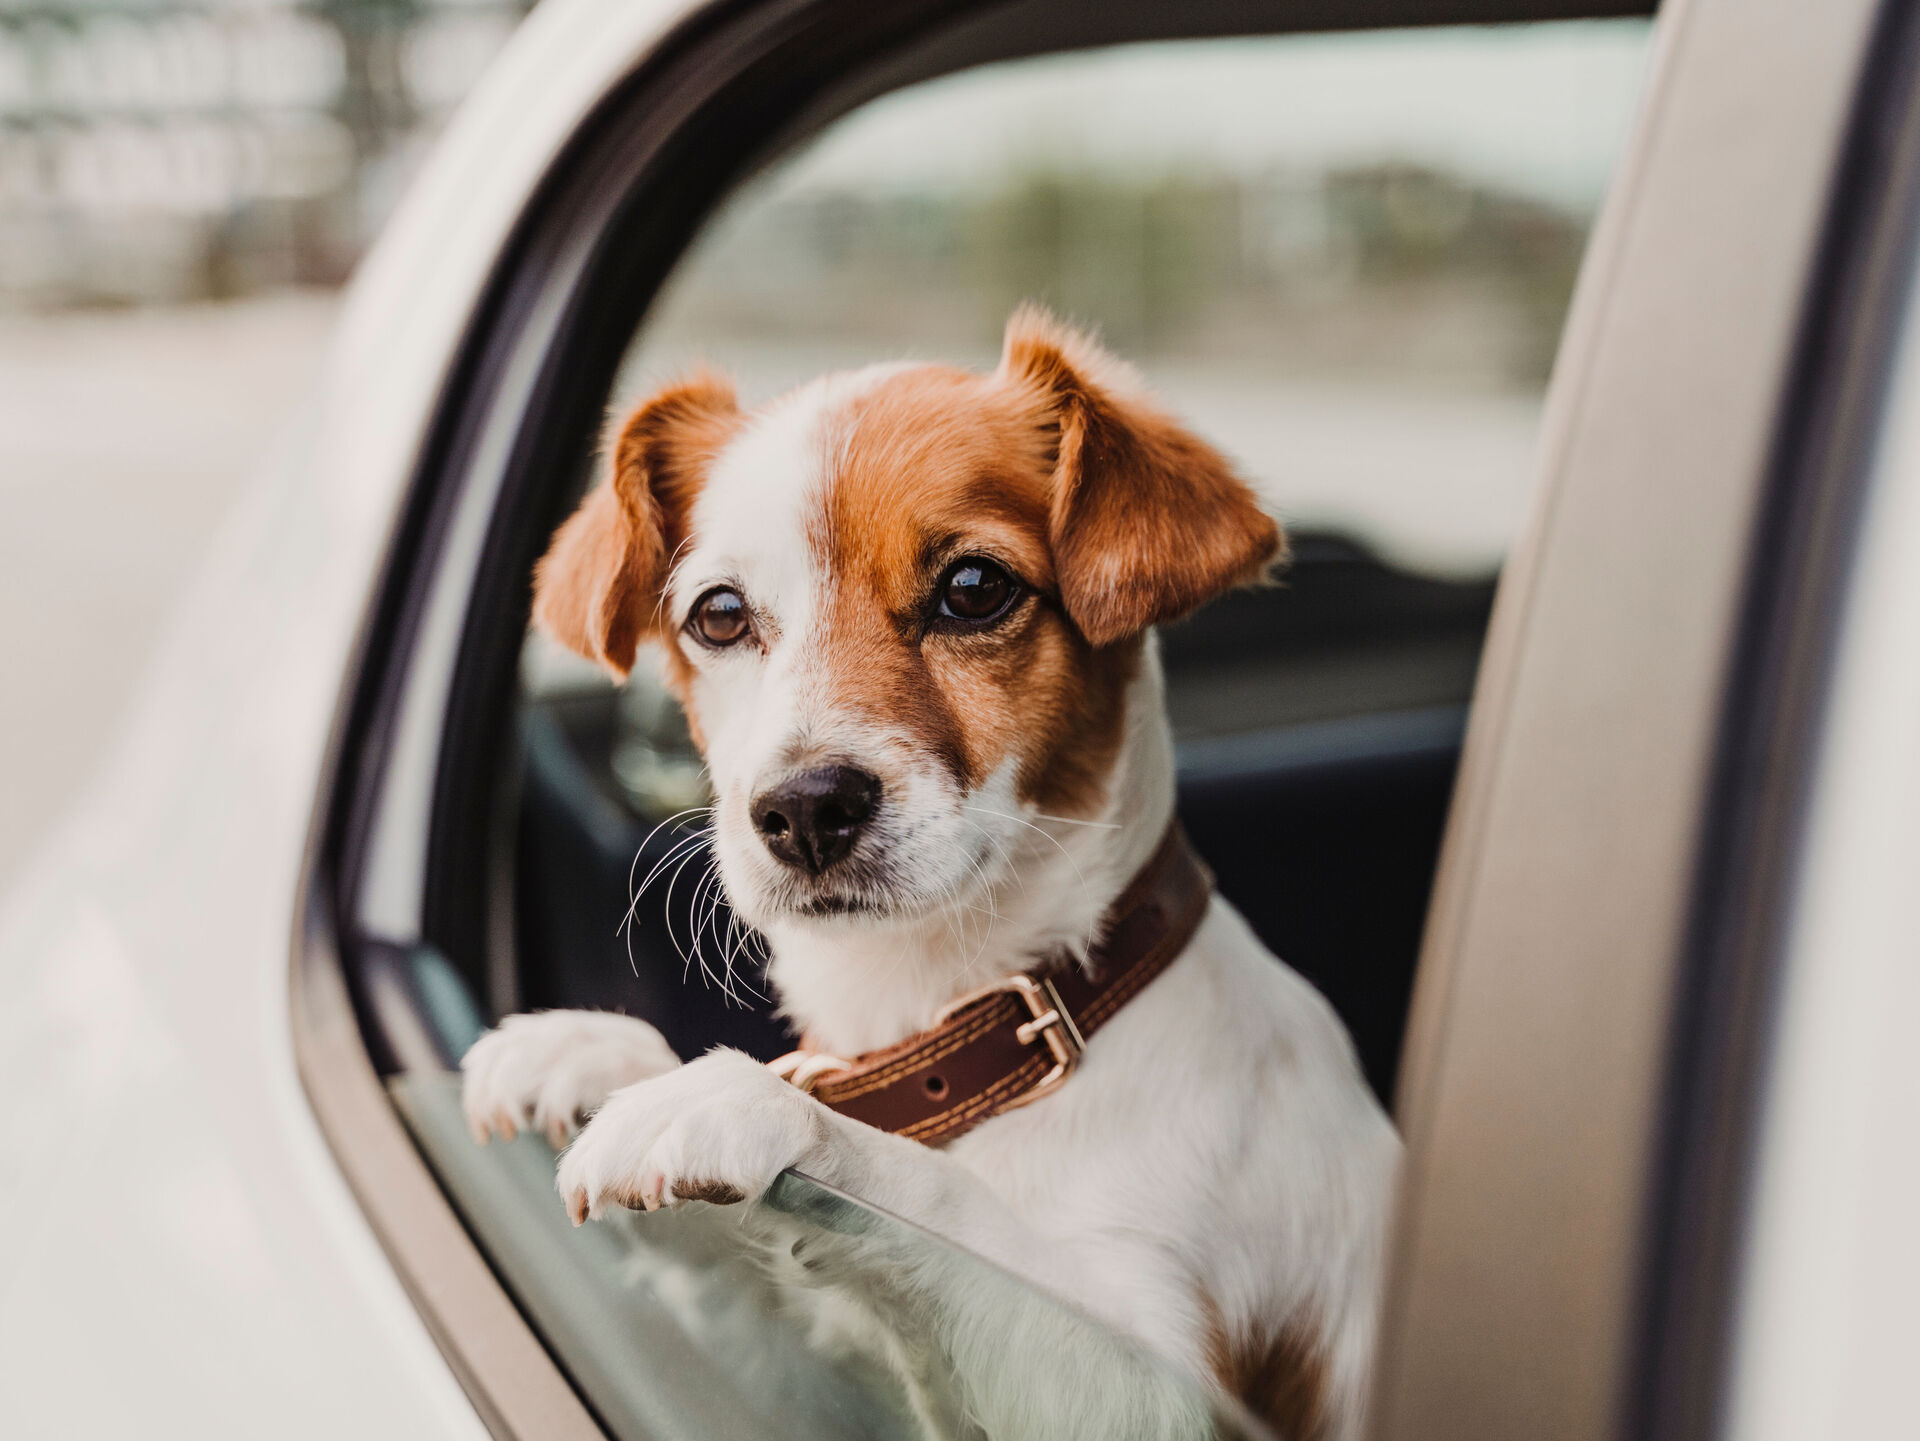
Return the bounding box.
[555,1049,821,1223]
[461,1010,681,1148]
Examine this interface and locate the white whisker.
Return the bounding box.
[963,803,1097,955]
[619,808,715,935]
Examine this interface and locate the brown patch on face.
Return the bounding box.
[805,306,1277,815]
[812,365,1137,814]
[532,372,740,679]
[1202,1293,1332,1441]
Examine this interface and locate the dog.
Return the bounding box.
[460,306,1400,1440]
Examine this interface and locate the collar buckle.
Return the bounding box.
[935,972,1085,1106]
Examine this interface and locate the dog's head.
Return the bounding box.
[534,308,1281,932]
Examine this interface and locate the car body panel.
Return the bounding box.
[1378,0,1881,1438]
[0,0,707,1433]
[1724,220,1920,1441]
[0,428,489,1439]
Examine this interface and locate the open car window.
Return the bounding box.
[510,20,1650,1096]
[396,1070,1266,1437]
[366,15,1653,1440]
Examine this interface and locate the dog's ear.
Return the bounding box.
[533,372,739,678]
[999,306,1283,647]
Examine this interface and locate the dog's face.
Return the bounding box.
[533,308,1280,931]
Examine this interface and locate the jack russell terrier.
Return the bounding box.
[461,306,1400,1440]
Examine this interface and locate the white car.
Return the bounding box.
[4,0,1916,1436]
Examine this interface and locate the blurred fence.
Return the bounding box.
[0,0,531,306]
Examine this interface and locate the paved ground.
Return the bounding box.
[0,292,341,888]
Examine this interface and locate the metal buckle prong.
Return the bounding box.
[935,972,1084,1106]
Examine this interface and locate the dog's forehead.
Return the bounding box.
[672,366,886,610]
[685,360,1028,603]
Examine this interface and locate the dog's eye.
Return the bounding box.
[938,558,1018,624]
[689,587,751,647]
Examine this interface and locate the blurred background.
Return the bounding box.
[0,0,531,885]
[0,7,1645,888]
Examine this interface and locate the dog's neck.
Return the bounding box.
[763,643,1178,1057]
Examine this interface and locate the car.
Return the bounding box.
[3,0,1915,1436]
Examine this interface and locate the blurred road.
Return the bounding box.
[0,292,339,888]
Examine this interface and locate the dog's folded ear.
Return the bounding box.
[999,305,1284,647]
[532,372,739,678]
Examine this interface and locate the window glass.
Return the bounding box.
[452,20,1654,1440]
[398,1072,1265,1439]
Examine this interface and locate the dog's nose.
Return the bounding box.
[750,765,881,875]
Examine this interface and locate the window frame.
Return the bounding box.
[1376,2,1913,1440]
[288,1,1675,1437]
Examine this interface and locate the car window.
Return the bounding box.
[513,19,1649,1086]
[624,25,1644,576]
[412,19,1654,1439]
[396,1068,1265,1438]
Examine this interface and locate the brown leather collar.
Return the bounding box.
[768,823,1213,1145]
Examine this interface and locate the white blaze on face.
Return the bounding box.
[672,379,830,797]
[667,365,980,928]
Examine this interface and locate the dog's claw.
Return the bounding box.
[641,1171,667,1211]
[492,1107,518,1141]
[566,1189,588,1226]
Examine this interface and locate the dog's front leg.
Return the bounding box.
[557,1049,1216,1441]
[556,1048,1055,1277]
[462,1009,681,1148]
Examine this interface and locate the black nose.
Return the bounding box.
[750,765,881,875]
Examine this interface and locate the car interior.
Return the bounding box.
[327,13,1653,1438]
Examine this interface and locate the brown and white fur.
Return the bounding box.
[461,307,1400,1439]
